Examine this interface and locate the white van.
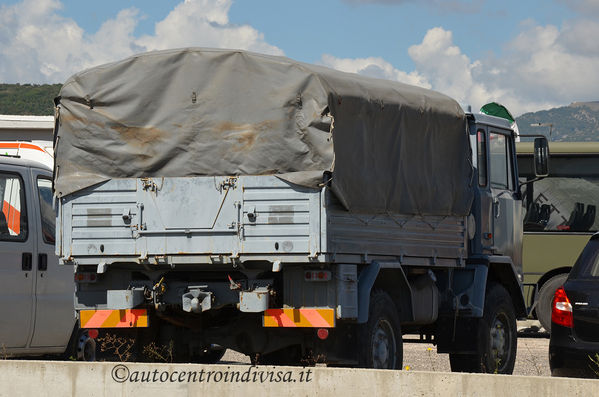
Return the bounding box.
[0,142,93,359]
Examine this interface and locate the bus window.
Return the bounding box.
[522,176,599,232]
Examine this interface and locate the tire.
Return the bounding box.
[358,290,403,369]
[537,273,568,334]
[193,345,226,364]
[449,283,517,374]
[257,345,303,366]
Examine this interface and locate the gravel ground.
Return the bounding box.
[220,323,551,377]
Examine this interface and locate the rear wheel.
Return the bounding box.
[192,345,226,364]
[537,273,568,333]
[358,290,403,369]
[449,283,517,374]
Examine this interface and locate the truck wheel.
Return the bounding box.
[358,290,402,369]
[193,345,226,364]
[449,283,517,374]
[537,273,568,334]
[257,346,303,366]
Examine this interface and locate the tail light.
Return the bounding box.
[75,272,97,283]
[551,286,573,328]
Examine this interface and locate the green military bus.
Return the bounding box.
[517,142,599,332]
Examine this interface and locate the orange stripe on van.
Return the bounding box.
[263,308,335,328]
[2,200,20,235]
[0,142,45,152]
[79,309,149,328]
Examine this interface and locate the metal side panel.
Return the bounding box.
[325,208,467,266]
[135,176,242,257]
[61,175,322,262]
[62,179,138,258]
[240,176,321,256]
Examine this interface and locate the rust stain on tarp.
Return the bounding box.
[215,120,280,152]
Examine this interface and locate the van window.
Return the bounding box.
[37,178,55,244]
[0,173,28,242]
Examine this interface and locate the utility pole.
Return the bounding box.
[530,122,553,141]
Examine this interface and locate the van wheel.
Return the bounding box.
[537,273,568,333]
[358,290,403,369]
[449,283,517,374]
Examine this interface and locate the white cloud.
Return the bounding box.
[135,0,282,56]
[0,0,282,83]
[558,0,599,15]
[322,20,599,116]
[319,54,430,88]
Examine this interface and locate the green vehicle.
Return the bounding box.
[517,142,599,332]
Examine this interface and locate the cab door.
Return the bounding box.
[29,171,75,348]
[0,168,36,349]
[489,130,522,269]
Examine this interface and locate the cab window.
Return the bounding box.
[37,178,55,245]
[489,132,514,190]
[0,173,28,242]
[477,129,488,187]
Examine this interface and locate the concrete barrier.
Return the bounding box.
[0,360,597,397]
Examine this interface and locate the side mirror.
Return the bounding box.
[533,137,549,177]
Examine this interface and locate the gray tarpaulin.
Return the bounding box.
[54,48,473,216]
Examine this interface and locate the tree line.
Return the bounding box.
[0,83,61,115]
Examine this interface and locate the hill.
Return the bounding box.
[516,102,599,141]
[0,83,61,115]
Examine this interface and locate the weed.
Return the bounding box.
[589,353,599,377]
[96,333,135,362]
[142,340,174,363]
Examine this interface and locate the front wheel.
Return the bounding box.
[449,283,517,374]
[358,290,403,369]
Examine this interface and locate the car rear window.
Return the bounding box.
[570,238,599,279]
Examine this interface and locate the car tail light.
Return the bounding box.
[551,286,573,328]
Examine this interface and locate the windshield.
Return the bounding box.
[569,238,599,279]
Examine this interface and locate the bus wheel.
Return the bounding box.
[537,273,568,333]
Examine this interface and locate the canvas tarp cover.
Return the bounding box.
[54,48,473,216]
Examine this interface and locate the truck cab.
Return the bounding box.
[0,142,93,359]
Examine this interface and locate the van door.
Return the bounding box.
[0,169,35,349]
[29,172,75,348]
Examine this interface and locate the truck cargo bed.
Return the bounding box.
[58,176,467,267]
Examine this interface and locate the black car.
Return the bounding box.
[549,235,599,378]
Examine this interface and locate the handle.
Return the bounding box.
[493,198,501,219]
[22,252,32,271]
[38,253,48,271]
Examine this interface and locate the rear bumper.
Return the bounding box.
[549,324,599,376]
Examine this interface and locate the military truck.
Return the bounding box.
[52,48,547,373]
[517,142,599,333]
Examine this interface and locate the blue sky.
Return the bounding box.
[1,0,598,115]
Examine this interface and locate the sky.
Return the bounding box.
[1,0,598,116]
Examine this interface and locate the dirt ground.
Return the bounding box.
[221,328,551,377]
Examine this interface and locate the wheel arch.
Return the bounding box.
[488,261,527,319]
